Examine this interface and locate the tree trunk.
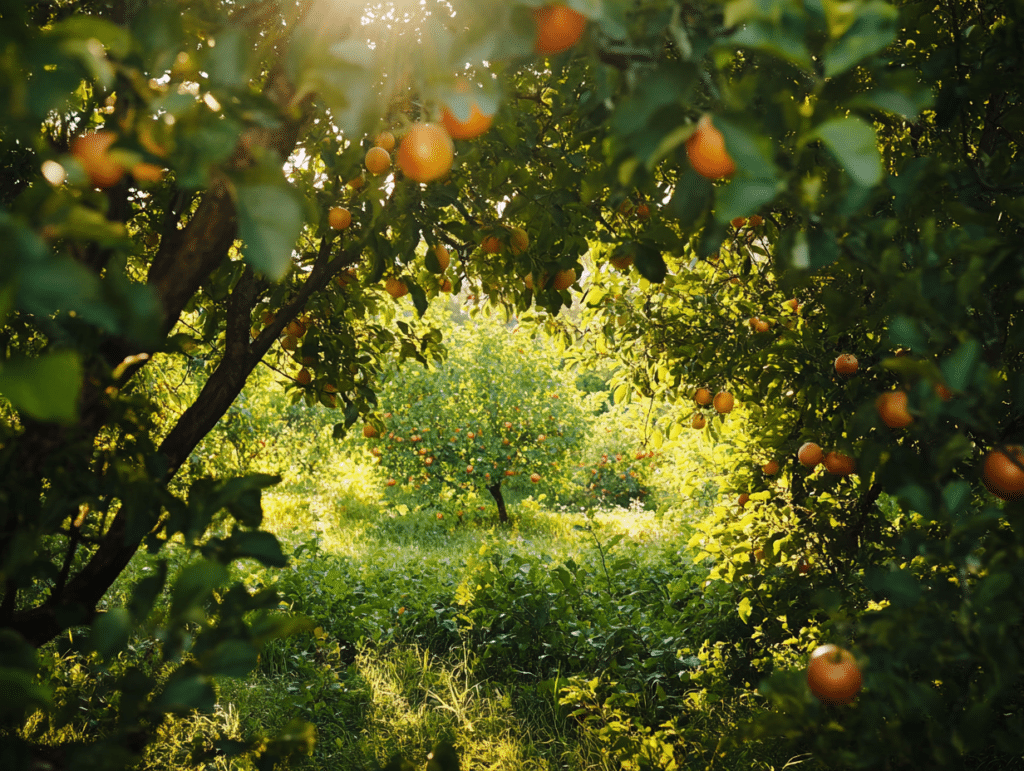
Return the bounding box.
[488,483,510,524]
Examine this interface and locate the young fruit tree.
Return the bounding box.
[368,315,589,523]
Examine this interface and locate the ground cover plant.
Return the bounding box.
[3,0,1024,769]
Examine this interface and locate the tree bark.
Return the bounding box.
[488,483,510,524]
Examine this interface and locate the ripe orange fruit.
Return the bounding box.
[481,235,502,254]
[375,131,396,151]
[531,473,541,483]
[748,317,760,330]
[694,388,713,406]
[286,320,306,337]
[328,206,352,230]
[386,478,397,487]
[737,493,749,507]
[636,203,650,220]
[281,334,298,351]
[440,278,453,293]
[365,146,391,174]
[762,459,780,475]
[876,391,913,428]
[785,298,800,313]
[798,558,810,574]
[798,442,823,467]
[466,465,474,474]
[441,98,494,140]
[363,424,378,438]
[432,244,450,272]
[296,368,312,386]
[713,391,734,414]
[691,413,706,430]
[348,175,365,190]
[731,216,747,228]
[385,277,408,299]
[935,382,953,401]
[552,268,576,291]
[807,644,862,705]
[397,123,454,183]
[510,227,530,255]
[750,215,764,227]
[72,131,125,188]
[823,451,856,476]
[754,319,771,334]
[131,162,165,183]
[532,4,586,55]
[982,445,1024,500]
[753,548,765,562]
[685,114,736,180]
[335,268,358,287]
[835,354,859,376]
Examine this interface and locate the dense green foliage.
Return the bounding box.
[3,0,1024,768]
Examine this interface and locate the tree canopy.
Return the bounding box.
[2,0,1024,768]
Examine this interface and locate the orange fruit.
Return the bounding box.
[798,442,823,467]
[281,334,298,351]
[552,268,576,291]
[286,320,306,337]
[636,203,650,220]
[432,244,450,272]
[510,227,530,255]
[328,206,352,230]
[835,354,859,376]
[762,459,780,475]
[983,445,1024,500]
[750,215,764,227]
[807,645,862,705]
[335,268,358,287]
[754,319,771,333]
[363,424,379,438]
[531,473,541,483]
[533,4,586,55]
[798,558,810,574]
[71,131,125,188]
[482,235,502,254]
[466,465,474,474]
[685,114,736,180]
[375,131,396,151]
[823,451,856,476]
[785,298,800,313]
[691,413,706,430]
[386,478,397,487]
[348,175,365,190]
[365,146,391,174]
[385,277,408,299]
[753,548,765,562]
[610,254,634,270]
[748,317,760,330]
[440,278,453,293]
[737,493,749,508]
[713,391,734,414]
[397,123,454,183]
[441,99,494,141]
[731,216,747,228]
[876,391,913,428]
[131,162,165,183]
[935,382,953,401]
[694,388,713,406]
[296,368,312,386]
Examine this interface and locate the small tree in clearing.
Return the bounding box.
[367,315,588,523]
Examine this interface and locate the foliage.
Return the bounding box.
[370,311,594,521]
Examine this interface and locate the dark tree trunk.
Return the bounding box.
[487,483,510,524]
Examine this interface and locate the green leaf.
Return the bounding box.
[810,117,883,188]
[91,609,132,661]
[0,352,82,423]
[408,281,428,317]
[170,561,230,618]
[153,665,216,714]
[667,166,712,228]
[235,183,304,281]
[730,18,813,70]
[201,640,259,678]
[231,531,288,568]
[715,178,780,225]
[823,1,898,78]
[737,596,753,623]
[940,340,981,393]
[634,244,667,283]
